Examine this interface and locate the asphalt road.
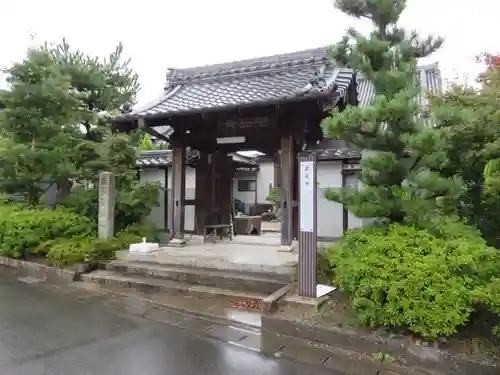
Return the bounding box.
[0,270,342,375]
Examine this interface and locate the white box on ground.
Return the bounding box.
[129,237,160,253]
[316,284,336,298]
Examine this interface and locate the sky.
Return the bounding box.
[0,0,498,105]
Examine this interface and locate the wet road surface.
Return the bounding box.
[0,270,343,375]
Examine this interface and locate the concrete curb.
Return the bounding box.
[86,285,261,332]
[0,256,77,282]
[262,283,294,312]
[262,315,498,375]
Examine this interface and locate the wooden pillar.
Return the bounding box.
[273,151,281,188]
[213,151,233,225]
[195,151,212,235]
[280,134,294,249]
[170,144,186,245]
[292,153,299,240]
[163,167,172,236]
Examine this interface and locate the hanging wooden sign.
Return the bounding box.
[219,117,273,133]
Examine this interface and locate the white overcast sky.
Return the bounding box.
[0,0,498,105]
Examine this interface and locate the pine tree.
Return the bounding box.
[0,40,143,204]
[50,39,140,186]
[0,47,82,204]
[321,0,460,225]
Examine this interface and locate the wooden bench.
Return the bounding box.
[203,223,233,243]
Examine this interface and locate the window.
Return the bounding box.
[238,179,256,192]
[344,174,360,190]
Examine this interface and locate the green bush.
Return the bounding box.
[317,247,335,284]
[0,206,95,258]
[62,182,159,232]
[46,237,120,266]
[44,223,158,266]
[329,223,500,338]
[265,187,281,208]
[117,222,159,241]
[471,278,500,337]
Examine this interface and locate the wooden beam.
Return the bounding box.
[280,134,294,248]
[194,151,211,235]
[170,145,186,245]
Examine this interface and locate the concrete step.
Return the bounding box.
[115,250,297,278]
[81,270,268,307]
[104,260,288,295]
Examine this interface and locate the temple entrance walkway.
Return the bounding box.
[118,233,298,276]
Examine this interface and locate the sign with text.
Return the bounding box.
[299,160,315,232]
[219,117,273,134]
[298,153,318,298]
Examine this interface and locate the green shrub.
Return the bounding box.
[317,247,335,284]
[330,223,500,338]
[265,187,281,208]
[0,206,95,258]
[62,182,159,232]
[471,278,500,337]
[46,237,120,266]
[44,222,160,266]
[118,222,159,241]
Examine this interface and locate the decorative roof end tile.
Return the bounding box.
[164,68,176,91]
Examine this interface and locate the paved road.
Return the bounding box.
[0,270,342,375]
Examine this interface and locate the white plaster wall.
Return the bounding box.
[140,167,196,232]
[316,161,344,238]
[316,162,363,237]
[344,173,364,230]
[139,168,166,230]
[256,161,274,203]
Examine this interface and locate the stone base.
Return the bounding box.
[167,238,187,247]
[283,293,330,310]
[278,244,295,252]
[129,242,160,253]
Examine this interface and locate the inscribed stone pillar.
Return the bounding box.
[46,183,58,209]
[279,135,294,250]
[170,145,186,245]
[98,171,115,239]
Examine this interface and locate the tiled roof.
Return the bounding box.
[136,150,197,168]
[136,150,258,168]
[306,139,362,160]
[357,62,442,107]
[115,47,354,121]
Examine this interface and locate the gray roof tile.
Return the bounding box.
[136,150,196,168]
[357,62,442,107]
[356,62,442,127]
[306,139,362,160]
[137,150,257,168]
[116,47,354,120]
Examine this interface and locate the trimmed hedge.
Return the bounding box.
[329,222,500,338]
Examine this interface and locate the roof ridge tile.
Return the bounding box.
[170,46,329,84]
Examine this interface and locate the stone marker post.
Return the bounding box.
[298,152,317,298]
[98,172,115,239]
[46,183,58,209]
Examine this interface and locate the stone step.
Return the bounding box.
[104,260,289,295]
[81,270,268,306]
[115,250,297,278]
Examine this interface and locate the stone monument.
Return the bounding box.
[98,171,115,239]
